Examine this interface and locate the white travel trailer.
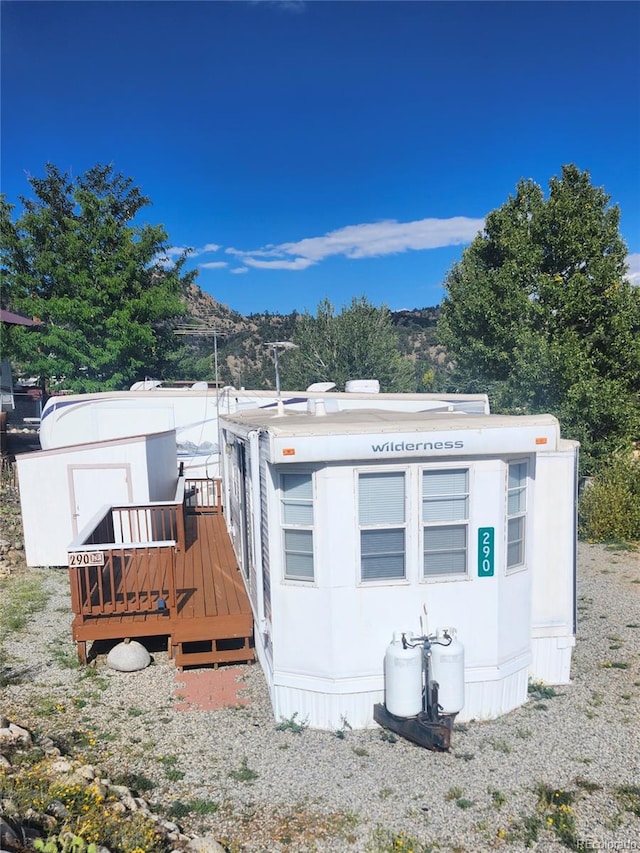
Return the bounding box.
[16,430,178,567]
[219,404,579,730]
[38,383,490,478]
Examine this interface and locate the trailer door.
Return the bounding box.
[69,464,133,537]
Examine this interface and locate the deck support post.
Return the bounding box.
[76,641,87,665]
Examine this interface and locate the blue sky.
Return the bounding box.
[2,0,639,316]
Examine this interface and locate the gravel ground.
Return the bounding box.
[1,476,639,853]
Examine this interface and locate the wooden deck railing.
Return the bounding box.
[68,478,222,621]
[184,477,222,513]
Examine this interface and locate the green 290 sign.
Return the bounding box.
[478,527,495,577]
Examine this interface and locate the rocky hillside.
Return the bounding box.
[181,285,447,391]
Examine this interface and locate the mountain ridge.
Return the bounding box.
[181,284,447,390]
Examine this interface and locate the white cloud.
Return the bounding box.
[626,253,640,286]
[165,243,221,260]
[248,0,306,12]
[243,256,317,271]
[230,266,249,275]
[199,261,228,270]
[226,216,485,271]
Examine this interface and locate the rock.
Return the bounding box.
[47,800,69,819]
[75,764,97,780]
[50,758,73,774]
[5,550,24,565]
[186,836,228,853]
[87,781,109,800]
[106,639,151,672]
[38,736,61,757]
[8,723,32,745]
[120,795,139,812]
[0,722,32,746]
[0,816,22,848]
[108,784,133,799]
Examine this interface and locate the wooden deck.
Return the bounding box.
[69,479,254,669]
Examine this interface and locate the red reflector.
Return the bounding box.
[535,437,548,445]
[282,448,296,456]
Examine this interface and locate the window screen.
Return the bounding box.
[507,461,527,569]
[281,473,314,581]
[359,472,406,581]
[422,469,468,577]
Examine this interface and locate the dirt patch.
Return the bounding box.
[173,665,249,711]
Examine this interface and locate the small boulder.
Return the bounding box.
[106,639,151,672]
[186,837,228,853]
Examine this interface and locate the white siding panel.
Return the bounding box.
[530,635,575,685]
[460,662,530,721]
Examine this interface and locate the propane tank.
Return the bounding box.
[384,631,423,718]
[428,628,465,715]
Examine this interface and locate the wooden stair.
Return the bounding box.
[170,612,255,669]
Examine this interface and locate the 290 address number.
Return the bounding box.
[68,551,105,567]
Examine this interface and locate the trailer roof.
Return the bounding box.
[220,407,564,463]
[220,406,558,437]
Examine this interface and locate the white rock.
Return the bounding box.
[50,758,73,774]
[186,836,227,853]
[106,640,151,672]
[75,764,96,780]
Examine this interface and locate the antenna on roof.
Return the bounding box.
[264,341,298,396]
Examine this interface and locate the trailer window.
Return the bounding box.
[422,469,468,577]
[359,471,406,581]
[281,473,314,581]
[507,461,527,569]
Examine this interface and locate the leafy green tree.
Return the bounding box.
[1,163,195,392]
[437,164,640,473]
[578,451,640,542]
[282,296,416,392]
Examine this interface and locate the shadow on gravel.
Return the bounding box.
[0,662,44,687]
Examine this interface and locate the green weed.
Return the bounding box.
[164,769,185,782]
[275,712,308,734]
[445,786,464,801]
[489,788,506,807]
[614,784,640,817]
[366,827,435,853]
[165,798,219,818]
[334,715,352,739]
[228,757,259,783]
[528,680,559,700]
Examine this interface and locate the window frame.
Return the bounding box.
[506,459,528,573]
[421,467,470,580]
[280,470,315,583]
[358,469,408,584]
